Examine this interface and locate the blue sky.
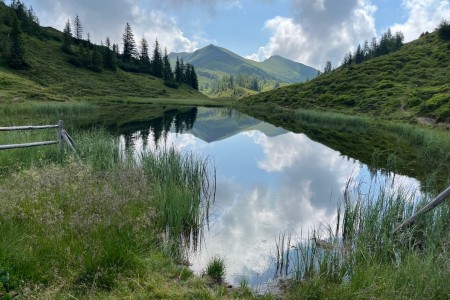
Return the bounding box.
[25,0,450,69]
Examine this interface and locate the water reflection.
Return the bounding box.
[120,107,420,290]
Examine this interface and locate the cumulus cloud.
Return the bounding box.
[248,0,377,68]
[27,0,200,52]
[390,0,450,41]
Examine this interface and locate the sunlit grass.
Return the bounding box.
[281,176,450,299]
[0,130,221,298]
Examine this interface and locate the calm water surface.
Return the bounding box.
[119,107,420,290]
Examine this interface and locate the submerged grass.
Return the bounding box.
[281,176,450,299]
[0,130,255,299]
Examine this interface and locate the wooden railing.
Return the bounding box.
[0,120,76,152]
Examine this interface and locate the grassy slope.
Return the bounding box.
[242,30,450,123]
[0,9,207,103]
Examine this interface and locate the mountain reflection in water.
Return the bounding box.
[119,107,420,290]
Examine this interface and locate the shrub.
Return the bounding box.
[205,256,225,283]
[437,20,450,41]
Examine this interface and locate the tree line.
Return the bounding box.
[61,17,198,90]
[321,28,405,75]
[0,0,198,90]
[208,73,263,94]
[0,0,40,68]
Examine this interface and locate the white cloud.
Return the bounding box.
[27,0,200,53]
[390,0,450,41]
[248,0,377,69]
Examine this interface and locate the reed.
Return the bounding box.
[282,176,450,298]
[205,256,226,283]
[0,130,216,298]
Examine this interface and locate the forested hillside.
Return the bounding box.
[243,24,450,123]
[0,1,203,102]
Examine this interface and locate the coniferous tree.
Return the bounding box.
[139,37,150,71]
[9,12,26,69]
[104,37,117,71]
[151,39,163,77]
[323,61,332,74]
[162,48,174,81]
[73,14,83,40]
[354,44,364,64]
[91,47,103,72]
[112,43,119,55]
[62,19,72,53]
[438,20,450,41]
[175,57,183,82]
[122,22,136,61]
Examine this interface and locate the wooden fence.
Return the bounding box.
[0,120,76,152]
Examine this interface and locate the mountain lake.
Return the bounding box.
[115,106,421,291]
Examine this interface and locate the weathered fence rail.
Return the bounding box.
[0,120,76,153]
[394,185,450,233]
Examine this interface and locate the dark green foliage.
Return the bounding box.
[162,48,174,82]
[438,19,450,41]
[122,22,136,62]
[151,39,163,78]
[103,37,117,71]
[8,12,27,69]
[139,37,151,72]
[210,73,262,94]
[91,46,103,72]
[175,57,183,83]
[244,29,450,122]
[323,61,332,74]
[342,28,404,68]
[184,63,198,90]
[10,0,39,34]
[62,19,72,54]
[73,14,82,41]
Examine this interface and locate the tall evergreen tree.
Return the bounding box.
[62,19,72,53]
[9,12,26,69]
[162,48,174,81]
[122,22,136,61]
[104,37,117,71]
[73,14,83,40]
[139,37,150,71]
[175,57,183,83]
[151,39,163,77]
[354,44,364,64]
[323,61,332,74]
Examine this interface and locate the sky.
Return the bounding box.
[23,0,450,69]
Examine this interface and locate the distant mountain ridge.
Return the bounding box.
[169,45,318,97]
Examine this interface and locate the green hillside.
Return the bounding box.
[0,2,205,104]
[169,44,318,98]
[242,29,450,123]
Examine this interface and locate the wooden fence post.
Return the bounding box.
[58,120,63,147]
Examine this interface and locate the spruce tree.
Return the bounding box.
[175,57,183,82]
[73,14,83,40]
[162,48,174,81]
[62,19,72,54]
[9,12,26,69]
[122,22,136,61]
[151,39,163,77]
[104,37,117,71]
[139,37,150,71]
[323,61,332,74]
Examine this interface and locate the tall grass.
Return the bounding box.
[0,130,216,298]
[0,101,95,125]
[282,177,450,298]
[140,148,215,256]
